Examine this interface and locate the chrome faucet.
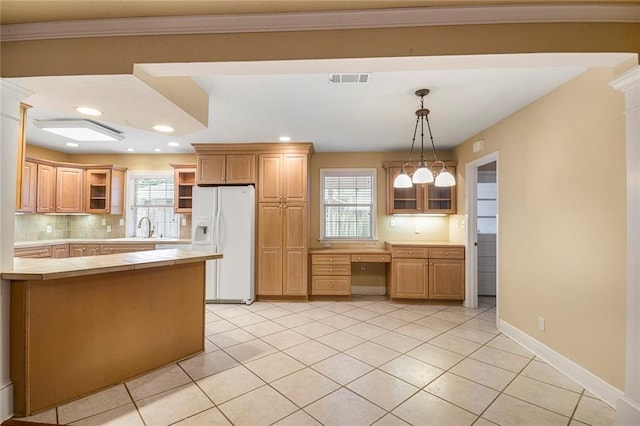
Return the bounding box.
[137,216,154,238]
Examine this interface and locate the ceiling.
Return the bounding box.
[3,1,636,155]
[11,52,634,154]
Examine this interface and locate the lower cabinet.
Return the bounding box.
[52,244,70,258]
[69,244,101,257]
[100,244,155,255]
[310,254,351,296]
[388,244,465,301]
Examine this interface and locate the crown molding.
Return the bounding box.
[2,4,639,42]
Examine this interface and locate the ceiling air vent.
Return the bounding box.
[329,73,371,84]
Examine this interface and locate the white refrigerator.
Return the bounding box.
[192,185,255,304]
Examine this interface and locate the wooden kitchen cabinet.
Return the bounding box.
[310,253,351,296]
[257,203,308,296]
[171,164,196,213]
[36,163,55,213]
[387,243,465,301]
[383,162,457,214]
[85,167,126,214]
[52,244,70,258]
[100,243,155,255]
[56,167,84,213]
[14,246,52,258]
[69,244,101,257]
[17,161,37,213]
[258,153,307,203]
[196,154,255,185]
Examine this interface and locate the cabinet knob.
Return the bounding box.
[329,258,333,262]
[357,256,361,260]
[408,251,413,254]
[329,269,333,272]
[445,252,449,255]
[380,256,384,260]
[329,284,334,288]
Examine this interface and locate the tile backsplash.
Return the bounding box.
[15,213,193,242]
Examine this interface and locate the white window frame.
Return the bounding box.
[125,170,179,238]
[320,168,377,241]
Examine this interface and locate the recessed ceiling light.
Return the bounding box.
[153,125,174,133]
[127,148,135,152]
[34,119,123,142]
[154,148,162,152]
[168,142,180,147]
[279,136,291,142]
[75,106,102,116]
[65,142,79,147]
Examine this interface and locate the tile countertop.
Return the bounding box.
[2,249,222,281]
[384,241,466,247]
[14,238,192,248]
[308,248,391,255]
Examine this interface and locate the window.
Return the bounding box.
[320,168,376,240]
[127,171,179,238]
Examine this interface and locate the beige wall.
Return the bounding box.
[452,67,627,389]
[309,151,454,250]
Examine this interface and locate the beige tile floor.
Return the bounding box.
[15,296,616,426]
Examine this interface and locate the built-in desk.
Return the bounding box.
[308,249,391,297]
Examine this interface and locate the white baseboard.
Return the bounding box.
[350,285,386,295]
[0,381,13,421]
[498,319,624,408]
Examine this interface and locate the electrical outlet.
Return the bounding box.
[322,241,331,248]
[538,317,545,331]
[360,263,367,271]
[101,218,107,225]
[182,217,187,226]
[119,218,124,226]
[366,242,375,248]
[46,225,52,233]
[106,225,112,233]
[415,225,421,234]
[390,219,397,228]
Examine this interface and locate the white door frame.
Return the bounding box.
[464,151,499,310]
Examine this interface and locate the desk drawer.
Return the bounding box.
[312,265,351,276]
[311,254,351,265]
[428,247,465,259]
[391,247,428,258]
[311,276,351,295]
[351,254,391,263]
[14,246,52,258]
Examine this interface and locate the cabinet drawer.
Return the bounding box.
[311,276,351,295]
[312,265,350,276]
[351,254,391,263]
[311,254,350,265]
[14,246,52,258]
[391,247,428,258]
[428,247,465,259]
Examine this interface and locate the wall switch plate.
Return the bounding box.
[182,218,187,226]
[46,225,52,233]
[322,241,331,248]
[119,218,124,226]
[415,225,421,234]
[106,225,112,233]
[538,317,545,331]
[101,218,107,225]
[366,242,375,248]
[390,219,397,227]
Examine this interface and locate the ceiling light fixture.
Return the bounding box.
[153,124,174,133]
[34,119,124,142]
[168,142,180,147]
[279,136,291,142]
[154,148,162,152]
[75,106,102,116]
[65,142,79,147]
[127,148,135,152]
[393,89,456,189]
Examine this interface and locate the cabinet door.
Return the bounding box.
[258,154,283,203]
[56,167,84,213]
[425,166,456,213]
[69,244,87,257]
[51,244,69,258]
[174,167,196,213]
[85,169,111,213]
[429,259,465,300]
[257,204,284,295]
[36,164,56,213]
[387,167,422,214]
[283,204,307,295]
[283,153,307,202]
[226,155,256,184]
[197,155,226,184]
[391,258,429,298]
[17,161,37,213]
[110,169,125,215]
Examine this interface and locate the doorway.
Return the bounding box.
[464,152,498,310]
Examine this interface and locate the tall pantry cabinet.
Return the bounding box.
[257,150,311,297]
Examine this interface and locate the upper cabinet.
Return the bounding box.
[85,166,126,214]
[258,153,308,203]
[383,162,457,214]
[196,154,255,185]
[17,161,37,213]
[29,158,127,214]
[171,164,196,213]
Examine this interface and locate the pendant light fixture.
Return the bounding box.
[393,89,456,188]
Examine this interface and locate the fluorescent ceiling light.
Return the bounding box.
[127,148,135,152]
[154,148,162,152]
[168,141,180,147]
[153,124,174,133]
[75,106,102,116]
[279,136,291,142]
[34,119,123,142]
[65,142,79,147]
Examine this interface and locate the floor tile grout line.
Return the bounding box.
[122,380,148,426]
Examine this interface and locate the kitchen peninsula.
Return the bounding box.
[2,248,221,416]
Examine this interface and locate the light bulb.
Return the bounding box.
[435,169,456,187]
[412,165,434,184]
[394,172,413,188]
